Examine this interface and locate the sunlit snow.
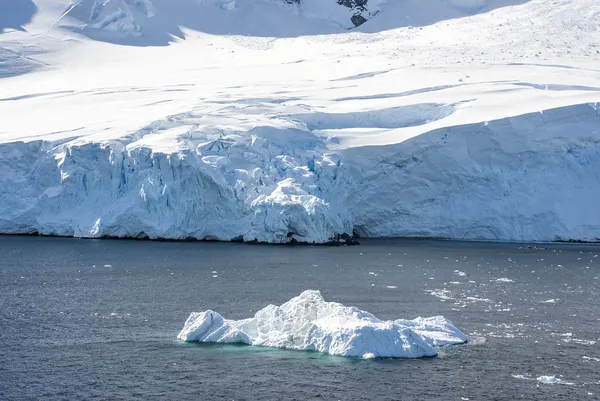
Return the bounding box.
[1,0,599,243]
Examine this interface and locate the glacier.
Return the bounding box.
[1,0,600,243]
[0,117,353,243]
[177,290,468,358]
[1,103,599,243]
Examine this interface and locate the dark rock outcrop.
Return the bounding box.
[284,0,376,28]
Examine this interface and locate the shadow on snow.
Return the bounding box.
[56,0,531,47]
[0,0,37,33]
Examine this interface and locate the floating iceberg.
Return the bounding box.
[537,376,560,384]
[177,290,467,358]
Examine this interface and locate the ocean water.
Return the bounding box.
[0,236,598,400]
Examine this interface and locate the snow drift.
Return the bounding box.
[177,290,467,358]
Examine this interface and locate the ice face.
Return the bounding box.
[2,103,600,244]
[2,1,600,244]
[178,290,467,358]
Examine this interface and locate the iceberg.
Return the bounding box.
[177,290,467,358]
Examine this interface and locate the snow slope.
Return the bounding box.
[1,0,599,243]
[178,290,467,358]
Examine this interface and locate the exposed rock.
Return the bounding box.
[326,232,360,246]
[337,0,368,11]
[283,0,376,28]
[337,0,370,27]
[350,14,368,27]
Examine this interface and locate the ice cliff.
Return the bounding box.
[177,290,467,358]
[0,118,351,243]
[1,103,599,243]
[346,103,600,242]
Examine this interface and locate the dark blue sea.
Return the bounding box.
[1,237,599,400]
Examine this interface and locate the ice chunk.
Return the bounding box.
[178,290,467,358]
[537,375,560,384]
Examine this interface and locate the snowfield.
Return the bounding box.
[1,0,599,243]
[178,290,467,358]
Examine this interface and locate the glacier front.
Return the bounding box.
[1,0,600,243]
[1,103,599,243]
[177,290,467,358]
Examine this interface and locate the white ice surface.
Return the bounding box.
[177,290,467,358]
[537,376,561,384]
[1,0,600,243]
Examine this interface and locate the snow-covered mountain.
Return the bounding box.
[1,0,599,243]
[38,0,387,42]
